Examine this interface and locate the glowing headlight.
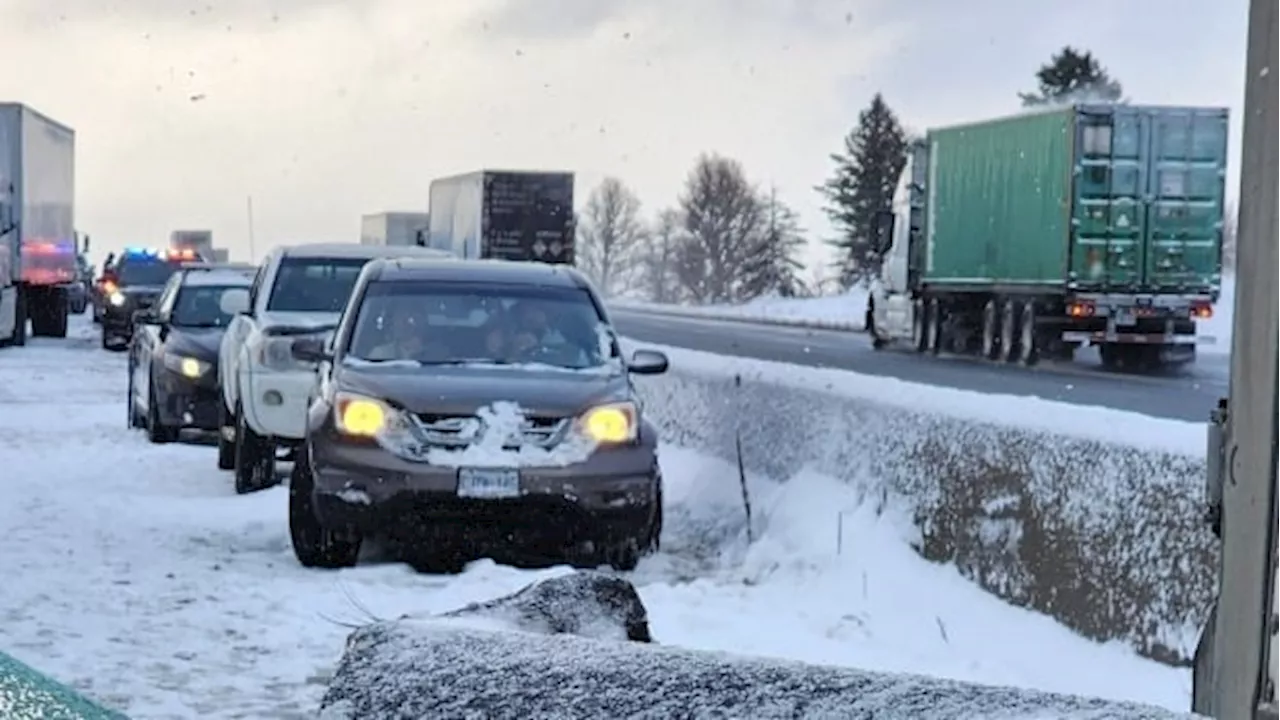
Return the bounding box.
[578,402,637,444]
[163,353,209,378]
[334,392,391,437]
[108,291,126,306]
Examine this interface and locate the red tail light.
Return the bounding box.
[1191,303,1213,319]
[1067,301,1096,317]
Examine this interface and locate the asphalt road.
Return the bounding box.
[609,308,1229,423]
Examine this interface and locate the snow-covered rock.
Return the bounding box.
[318,618,1201,720]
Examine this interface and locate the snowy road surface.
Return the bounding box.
[610,309,1228,422]
[1,318,1192,718]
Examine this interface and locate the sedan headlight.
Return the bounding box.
[577,401,638,444]
[108,291,126,307]
[163,353,210,378]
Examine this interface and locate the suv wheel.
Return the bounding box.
[233,401,276,494]
[146,382,178,444]
[289,449,361,568]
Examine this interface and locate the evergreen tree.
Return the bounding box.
[817,93,907,286]
[739,187,806,299]
[1018,46,1124,106]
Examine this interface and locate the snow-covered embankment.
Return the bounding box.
[629,344,1213,665]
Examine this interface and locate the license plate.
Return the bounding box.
[457,468,521,499]
[1115,311,1136,326]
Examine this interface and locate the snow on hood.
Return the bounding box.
[258,310,340,333]
[318,614,1203,720]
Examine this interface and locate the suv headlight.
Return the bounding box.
[576,401,638,444]
[108,291,126,307]
[163,353,209,378]
[333,391,416,443]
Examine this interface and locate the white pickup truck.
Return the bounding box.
[217,243,452,493]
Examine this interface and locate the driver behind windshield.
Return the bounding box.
[364,303,450,362]
[171,287,238,327]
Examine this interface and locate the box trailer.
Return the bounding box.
[867,103,1228,370]
[428,170,575,264]
[0,103,76,346]
[360,211,429,247]
[169,229,213,259]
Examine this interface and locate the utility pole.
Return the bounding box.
[246,195,257,262]
[1192,0,1278,716]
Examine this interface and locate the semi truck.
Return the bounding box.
[867,103,1228,370]
[0,103,76,347]
[169,229,213,259]
[360,211,430,247]
[428,170,575,264]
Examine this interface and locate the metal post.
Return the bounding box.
[1195,0,1279,716]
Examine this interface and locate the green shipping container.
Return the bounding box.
[923,104,1228,295]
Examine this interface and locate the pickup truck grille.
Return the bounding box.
[409,413,569,450]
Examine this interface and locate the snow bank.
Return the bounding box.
[319,620,1197,719]
[629,350,1214,664]
[609,286,870,332]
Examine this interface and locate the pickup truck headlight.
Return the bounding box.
[163,353,209,378]
[258,336,323,371]
[576,401,638,444]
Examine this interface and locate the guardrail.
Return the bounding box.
[632,350,1213,666]
[608,300,866,333]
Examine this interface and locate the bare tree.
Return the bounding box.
[639,208,681,303]
[576,177,646,297]
[739,186,806,299]
[674,154,766,304]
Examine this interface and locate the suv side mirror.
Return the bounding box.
[627,349,669,375]
[291,336,332,363]
[872,211,896,254]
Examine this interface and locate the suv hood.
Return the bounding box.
[338,364,631,418]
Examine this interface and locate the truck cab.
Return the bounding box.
[868,141,929,349]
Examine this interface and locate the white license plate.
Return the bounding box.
[1115,312,1136,326]
[457,468,521,499]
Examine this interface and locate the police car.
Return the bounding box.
[126,263,255,444]
[100,247,204,350]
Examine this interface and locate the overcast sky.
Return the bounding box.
[0,0,1249,274]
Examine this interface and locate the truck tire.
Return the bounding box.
[980,300,1000,360]
[234,400,276,494]
[10,289,27,347]
[926,299,944,355]
[289,448,361,569]
[998,300,1018,362]
[28,287,67,338]
[1016,303,1039,366]
[911,298,930,353]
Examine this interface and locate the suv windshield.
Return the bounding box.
[346,282,614,370]
[266,257,369,312]
[170,285,245,328]
[116,259,183,286]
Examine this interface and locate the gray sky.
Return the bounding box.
[0,0,1249,273]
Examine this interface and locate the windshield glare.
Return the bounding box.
[117,260,181,286]
[170,285,244,328]
[346,282,613,370]
[266,257,368,313]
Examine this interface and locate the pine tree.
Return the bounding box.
[817,93,908,286]
[739,187,806,299]
[1018,46,1124,107]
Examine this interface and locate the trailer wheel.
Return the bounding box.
[1017,303,1039,366]
[998,300,1018,362]
[926,299,944,355]
[980,300,1000,360]
[911,298,930,353]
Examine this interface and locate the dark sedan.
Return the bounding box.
[127,267,252,443]
[288,258,670,572]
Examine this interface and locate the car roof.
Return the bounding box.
[370,258,589,288]
[181,269,254,287]
[279,243,454,261]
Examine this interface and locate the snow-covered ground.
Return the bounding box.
[0,317,1191,718]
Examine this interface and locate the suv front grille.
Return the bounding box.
[409,413,570,450]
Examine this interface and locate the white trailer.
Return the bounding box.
[359,211,429,247]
